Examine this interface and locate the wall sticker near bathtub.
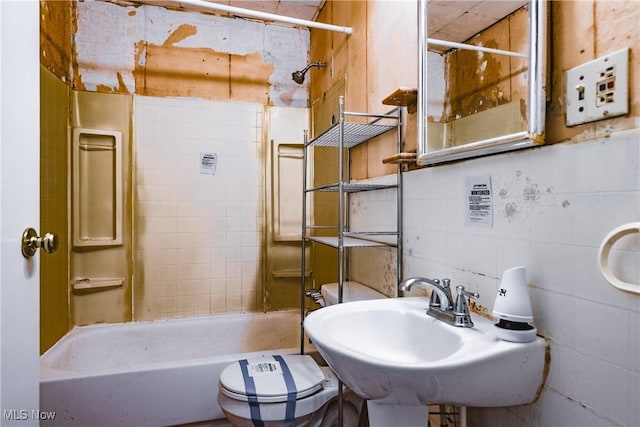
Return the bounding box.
[465,175,493,227]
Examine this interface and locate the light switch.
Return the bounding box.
[565,47,629,126]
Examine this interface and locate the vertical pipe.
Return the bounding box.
[396,107,403,293]
[345,142,351,284]
[337,96,345,305]
[460,405,467,427]
[416,0,428,167]
[300,130,309,355]
[337,96,345,427]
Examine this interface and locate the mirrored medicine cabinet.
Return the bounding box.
[416,0,548,165]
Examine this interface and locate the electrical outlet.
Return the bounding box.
[565,47,629,126]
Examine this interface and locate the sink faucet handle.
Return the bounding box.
[454,285,479,315]
[442,278,450,288]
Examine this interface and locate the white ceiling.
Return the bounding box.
[427,1,528,45]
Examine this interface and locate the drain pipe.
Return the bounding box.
[141,0,353,35]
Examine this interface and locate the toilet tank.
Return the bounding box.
[320,281,386,306]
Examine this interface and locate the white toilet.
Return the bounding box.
[218,282,385,427]
[217,354,346,427]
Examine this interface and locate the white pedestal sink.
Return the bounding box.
[304,297,548,427]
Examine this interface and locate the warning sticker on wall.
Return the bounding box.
[465,175,493,227]
[200,152,217,175]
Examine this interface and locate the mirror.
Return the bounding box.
[417,0,547,165]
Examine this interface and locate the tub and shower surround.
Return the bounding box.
[42,94,313,426]
[65,92,310,327]
[69,90,134,327]
[41,0,314,333]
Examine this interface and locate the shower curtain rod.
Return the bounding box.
[145,0,353,35]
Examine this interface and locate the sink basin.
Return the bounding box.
[304,297,548,408]
[316,302,464,365]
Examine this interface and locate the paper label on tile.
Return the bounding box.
[465,175,493,227]
[200,152,217,175]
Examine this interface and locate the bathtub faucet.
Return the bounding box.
[398,277,478,328]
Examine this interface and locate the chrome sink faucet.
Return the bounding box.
[399,277,479,328]
[398,277,453,310]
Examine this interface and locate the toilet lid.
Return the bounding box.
[219,354,325,403]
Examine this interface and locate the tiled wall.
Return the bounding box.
[40,66,70,353]
[351,130,639,426]
[134,96,264,320]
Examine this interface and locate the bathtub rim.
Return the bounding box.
[41,309,303,381]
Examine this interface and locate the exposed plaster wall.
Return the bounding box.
[74,0,310,107]
[40,0,75,83]
[547,0,639,143]
[309,0,417,178]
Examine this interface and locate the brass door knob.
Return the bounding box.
[21,228,59,259]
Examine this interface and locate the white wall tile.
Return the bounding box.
[547,343,638,426]
[134,96,265,319]
[520,386,621,426]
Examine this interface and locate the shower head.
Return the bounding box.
[292,61,326,84]
[291,70,306,85]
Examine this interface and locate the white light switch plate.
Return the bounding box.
[565,47,629,126]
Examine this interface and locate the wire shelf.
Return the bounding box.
[305,235,395,248]
[308,122,396,148]
[307,182,398,193]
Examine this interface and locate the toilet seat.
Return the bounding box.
[219,354,326,403]
[218,354,337,425]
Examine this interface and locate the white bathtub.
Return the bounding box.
[40,310,302,426]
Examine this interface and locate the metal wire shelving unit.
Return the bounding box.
[300,96,403,350]
[298,95,403,427]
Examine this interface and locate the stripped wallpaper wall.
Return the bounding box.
[62,0,310,107]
